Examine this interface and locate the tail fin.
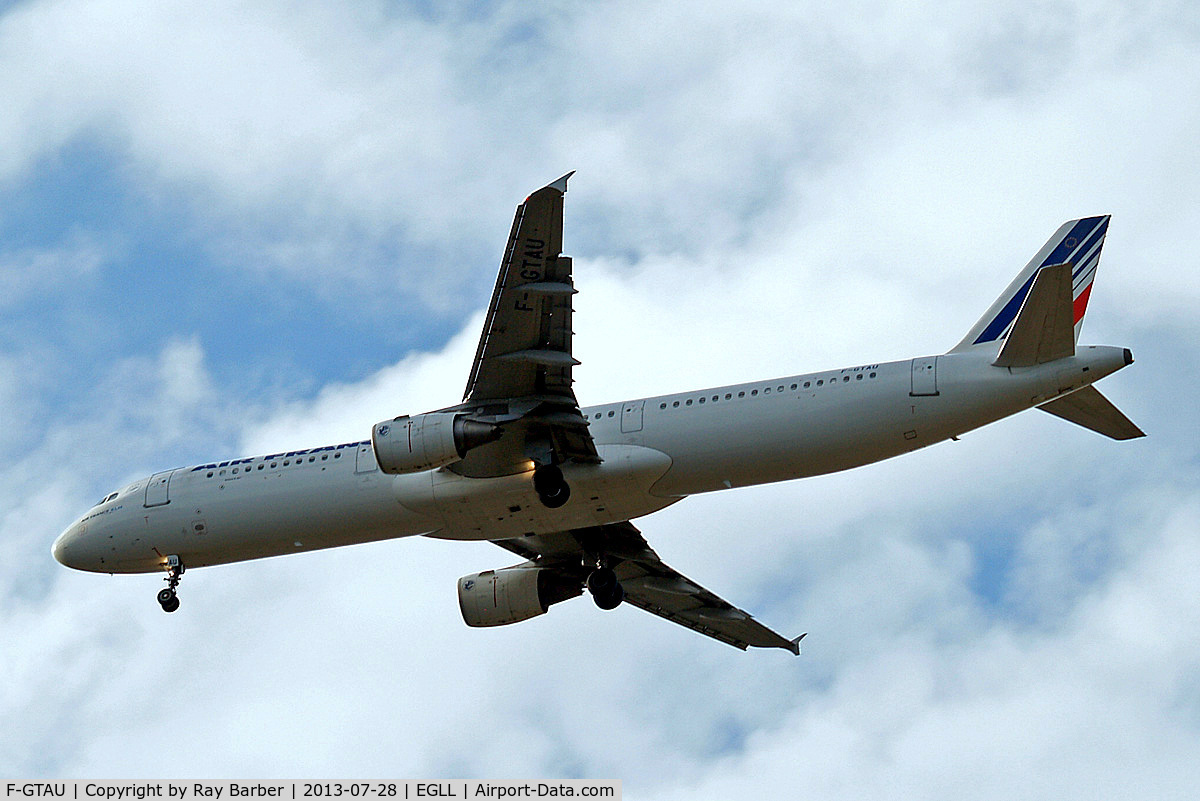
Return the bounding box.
[951,215,1110,353]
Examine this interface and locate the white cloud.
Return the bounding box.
[0,231,108,307]
[1,0,1194,319]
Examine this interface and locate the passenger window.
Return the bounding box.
[686,399,693,406]
[870,372,877,378]
[751,390,758,396]
[817,380,823,386]
[804,381,811,388]
[764,387,771,394]
[660,403,666,409]
[738,391,745,398]
[725,393,732,400]
[856,374,863,380]
[672,401,680,407]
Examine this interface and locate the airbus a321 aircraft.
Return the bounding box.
[53,174,1143,654]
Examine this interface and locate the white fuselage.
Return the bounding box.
[52,345,1131,575]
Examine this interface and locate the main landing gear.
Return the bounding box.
[586,562,624,610]
[533,464,571,509]
[157,555,184,613]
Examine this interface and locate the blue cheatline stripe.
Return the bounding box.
[973,216,1108,345]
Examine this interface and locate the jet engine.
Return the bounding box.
[458,566,582,627]
[371,412,500,474]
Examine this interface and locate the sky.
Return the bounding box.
[2,0,1199,795]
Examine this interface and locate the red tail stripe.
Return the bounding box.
[1073,282,1094,325]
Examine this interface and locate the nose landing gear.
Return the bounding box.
[157,556,184,613]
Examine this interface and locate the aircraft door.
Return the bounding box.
[355,442,379,473]
[910,357,939,396]
[620,400,645,433]
[144,469,176,507]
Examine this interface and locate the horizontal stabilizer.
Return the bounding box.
[1039,386,1145,440]
[993,262,1075,367]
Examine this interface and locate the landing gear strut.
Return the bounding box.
[586,564,624,610]
[533,464,571,509]
[157,555,184,613]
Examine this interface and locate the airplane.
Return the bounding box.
[52,173,1143,654]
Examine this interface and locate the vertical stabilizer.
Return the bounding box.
[951,215,1110,353]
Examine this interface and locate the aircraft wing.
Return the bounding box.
[494,522,805,654]
[454,173,599,477]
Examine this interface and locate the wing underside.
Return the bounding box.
[453,173,598,477]
[495,522,804,654]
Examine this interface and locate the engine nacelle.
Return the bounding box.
[371,412,500,474]
[458,567,582,627]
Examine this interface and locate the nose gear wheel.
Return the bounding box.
[157,557,184,613]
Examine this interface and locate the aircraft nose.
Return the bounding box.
[52,522,88,570]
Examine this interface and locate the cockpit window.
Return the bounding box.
[93,491,119,506]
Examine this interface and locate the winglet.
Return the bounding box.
[546,171,574,193]
[788,632,808,656]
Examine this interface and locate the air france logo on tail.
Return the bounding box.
[973,215,1110,346]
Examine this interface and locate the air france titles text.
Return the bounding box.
[190,442,368,472]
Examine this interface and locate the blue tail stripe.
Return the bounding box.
[974,272,1038,344]
[973,216,1108,345]
[1067,218,1109,276]
[1040,216,1107,268]
[1072,242,1102,280]
[1072,246,1102,286]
